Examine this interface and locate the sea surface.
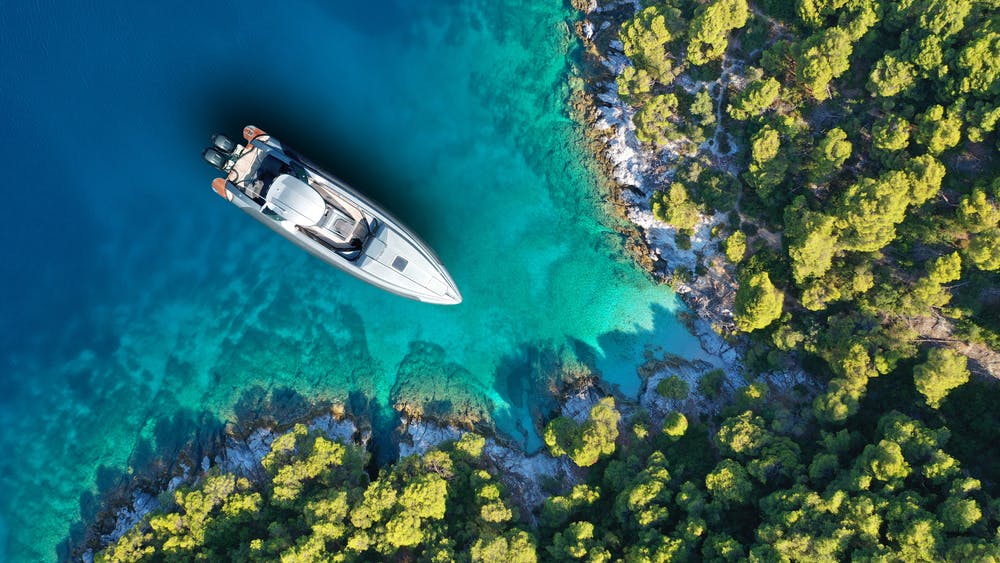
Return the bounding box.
[0,1,706,559]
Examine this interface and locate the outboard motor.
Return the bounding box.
[202,147,228,170]
[211,133,235,154]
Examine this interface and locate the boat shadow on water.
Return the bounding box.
[186,87,436,243]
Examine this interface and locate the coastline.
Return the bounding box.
[569,1,743,372]
[566,0,817,402]
[76,3,779,556]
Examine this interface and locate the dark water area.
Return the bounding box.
[0,1,707,559]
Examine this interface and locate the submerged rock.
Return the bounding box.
[391,342,493,430]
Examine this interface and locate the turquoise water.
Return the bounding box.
[0,1,704,559]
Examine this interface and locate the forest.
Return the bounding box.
[96,0,999,560]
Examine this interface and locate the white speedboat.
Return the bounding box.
[202,126,462,305]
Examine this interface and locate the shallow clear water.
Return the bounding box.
[0,1,704,559]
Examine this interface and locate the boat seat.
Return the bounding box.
[318,208,356,241]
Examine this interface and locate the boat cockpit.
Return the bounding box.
[204,131,383,262]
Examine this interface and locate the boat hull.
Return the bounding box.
[207,129,462,305]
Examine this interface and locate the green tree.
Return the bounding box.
[908,252,962,313]
[705,459,753,504]
[728,77,780,121]
[716,411,769,457]
[656,375,690,400]
[652,182,701,231]
[915,105,962,154]
[872,114,911,152]
[543,416,577,458]
[809,128,852,183]
[746,125,789,199]
[957,188,1000,233]
[859,439,911,482]
[913,348,970,409]
[471,531,537,563]
[786,200,839,284]
[548,521,609,561]
[794,28,853,100]
[545,399,621,468]
[691,88,717,127]
[634,94,679,148]
[905,155,946,206]
[663,412,688,439]
[620,5,678,82]
[957,26,1000,96]
[572,398,621,467]
[868,53,917,98]
[836,171,912,252]
[723,231,747,263]
[966,228,1000,271]
[686,0,750,66]
[734,272,784,332]
[617,66,653,102]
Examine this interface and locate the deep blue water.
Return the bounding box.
[0,1,706,559]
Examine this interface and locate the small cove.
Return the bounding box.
[0,1,707,559]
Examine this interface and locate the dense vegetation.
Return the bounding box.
[620,0,1000,476]
[98,390,999,561]
[92,0,1000,560]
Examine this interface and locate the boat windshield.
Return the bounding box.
[241,156,310,204]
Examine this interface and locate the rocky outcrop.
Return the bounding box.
[397,420,578,519]
[78,410,357,560]
[391,342,494,431]
[571,0,748,389]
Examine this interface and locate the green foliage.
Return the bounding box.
[809,128,852,183]
[634,94,680,147]
[471,530,537,563]
[957,188,1000,233]
[617,66,653,102]
[868,53,917,98]
[456,432,486,458]
[728,77,780,121]
[686,0,750,66]
[698,368,727,400]
[914,348,970,409]
[652,182,701,231]
[967,228,1000,271]
[656,375,690,400]
[734,272,784,332]
[915,104,963,154]
[715,410,769,458]
[548,521,610,561]
[794,28,853,100]
[691,88,717,128]
[545,398,621,467]
[723,230,747,263]
[957,25,1000,96]
[705,459,753,504]
[663,412,688,439]
[745,125,789,199]
[785,198,839,285]
[620,5,680,83]
[872,114,912,152]
[835,171,912,252]
[543,416,577,458]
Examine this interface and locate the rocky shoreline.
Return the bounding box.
[76,5,785,558]
[566,0,818,401]
[571,0,740,359]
